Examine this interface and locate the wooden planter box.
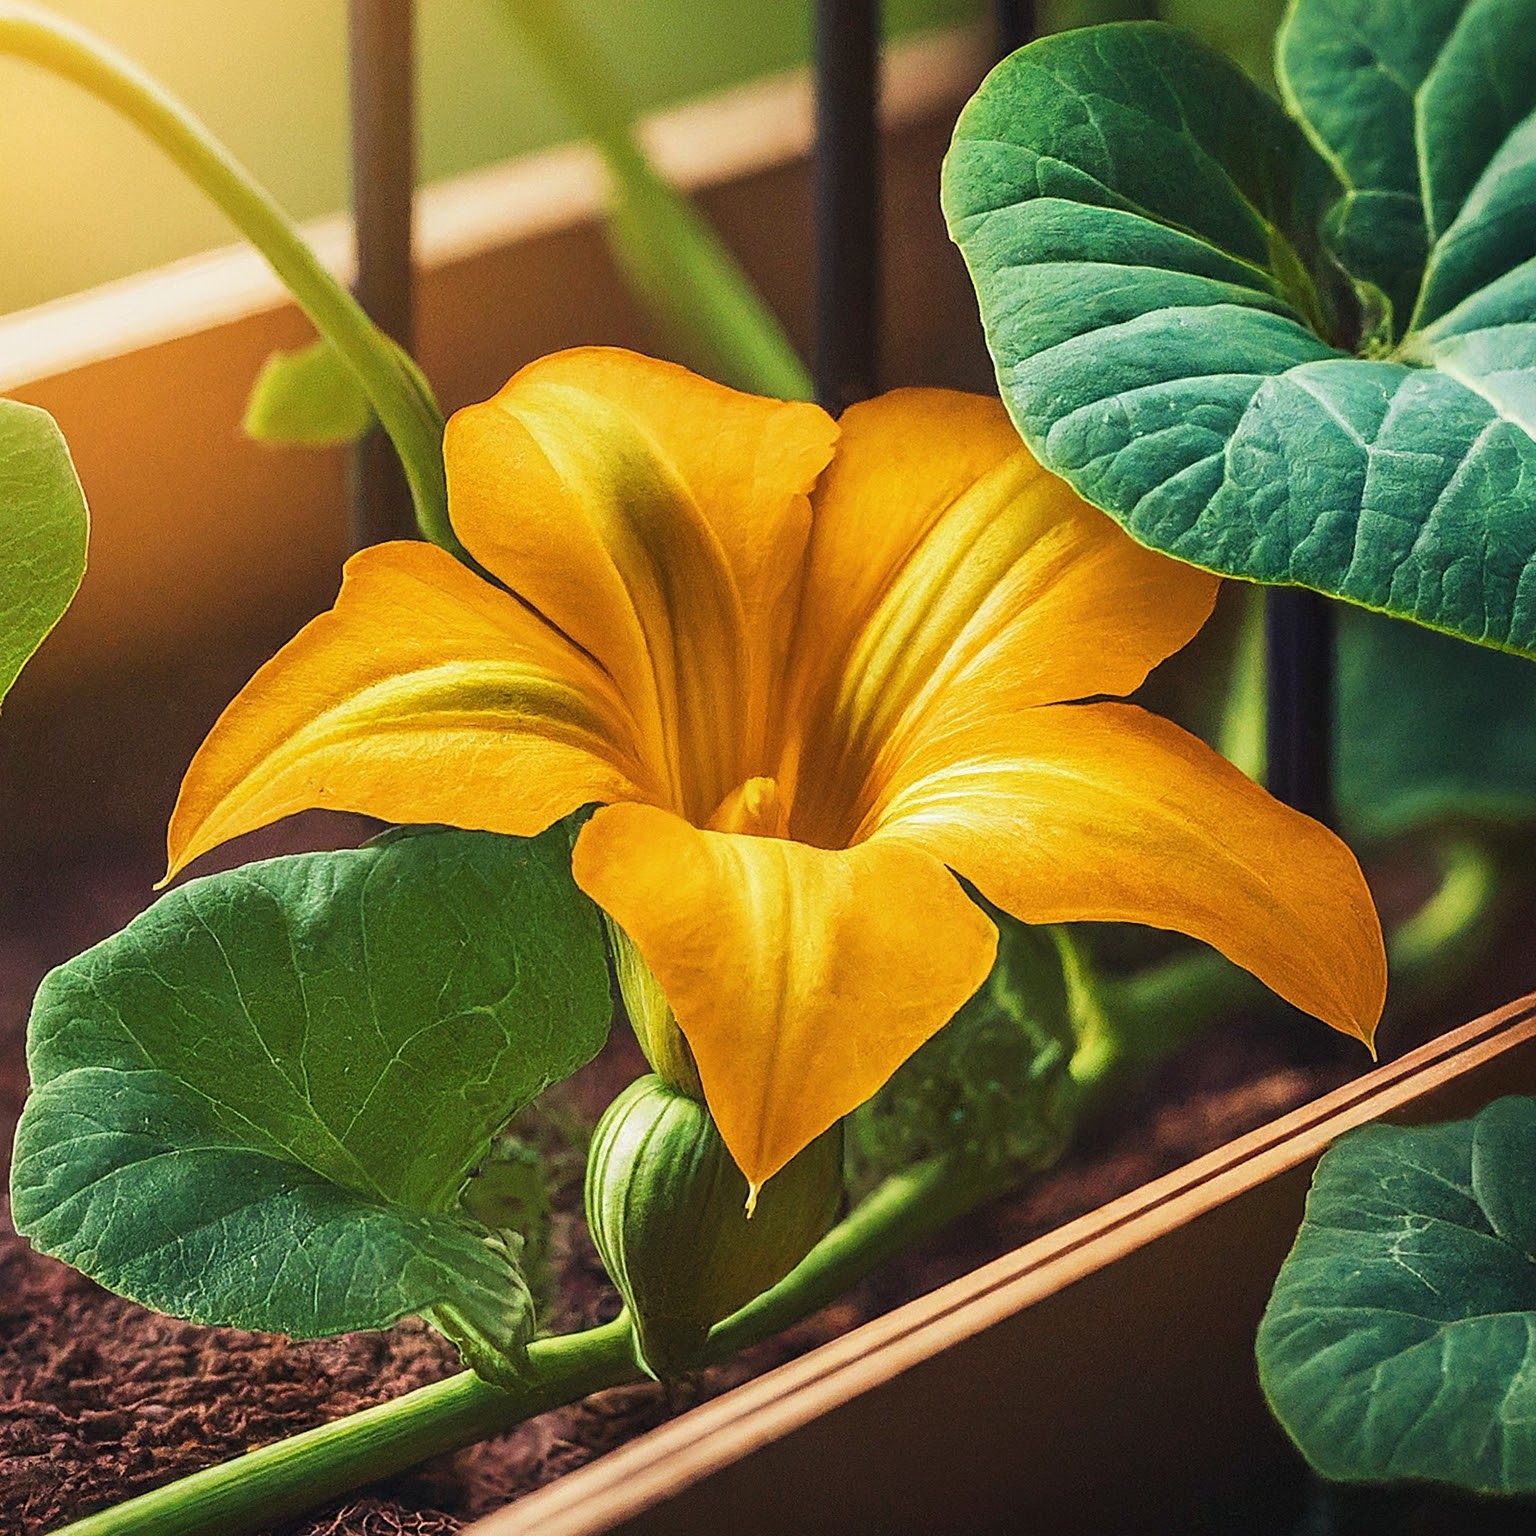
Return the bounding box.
[464,995,1536,1536]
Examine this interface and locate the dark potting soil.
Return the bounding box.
[1,840,1528,1536]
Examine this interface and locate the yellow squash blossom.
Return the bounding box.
[166,348,1385,1195]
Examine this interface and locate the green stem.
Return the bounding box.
[49,1318,638,1536]
[0,2,461,557]
[501,0,813,401]
[713,1152,1005,1351]
[48,1151,997,1536]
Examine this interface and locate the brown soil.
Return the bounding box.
[2,835,1529,1536]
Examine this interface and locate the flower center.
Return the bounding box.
[706,775,785,838]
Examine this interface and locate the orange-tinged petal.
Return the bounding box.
[868,702,1386,1048]
[785,390,1218,846]
[571,801,998,1189]
[446,348,838,819]
[166,541,654,880]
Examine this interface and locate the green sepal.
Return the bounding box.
[244,336,376,446]
[10,826,611,1385]
[585,1075,843,1378]
[0,398,88,705]
[1257,1096,1536,1494]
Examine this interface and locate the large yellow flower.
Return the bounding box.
[167,348,1385,1193]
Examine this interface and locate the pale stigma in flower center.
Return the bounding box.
[707,776,786,838]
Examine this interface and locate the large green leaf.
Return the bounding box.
[1257,1096,1536,1493]
[10,826,610,1384]
[0,399,88,704]
[943,6,1536,657]
[1339,606,1536,839]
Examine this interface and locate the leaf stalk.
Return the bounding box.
[0,2,462,557]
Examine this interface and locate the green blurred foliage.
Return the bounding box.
[1040,0,1287,87]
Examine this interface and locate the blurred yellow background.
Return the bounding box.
[0,0,981,315]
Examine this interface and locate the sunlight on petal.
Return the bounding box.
[166,541,653,880]
[572,800,998,1187]
[447,349,837,819]
[786,389,1218,847]
[868,702,1386,1048]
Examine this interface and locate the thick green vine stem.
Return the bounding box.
[46,1152,1001,1536]
[46,1319,640,1536]
[0,2,462,558]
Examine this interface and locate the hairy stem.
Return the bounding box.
[0,2,462,557]
[49,1319,638,1536]
[48,1150,998,1536]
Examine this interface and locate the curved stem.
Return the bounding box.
[48,1150,999,1536]
[713,1152,1006,1352]
[0,2,462,557]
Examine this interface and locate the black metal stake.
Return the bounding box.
[994,0,1036,57]
[813,0,881,413]
[1265,586,1336,829]
[347,0,417,549]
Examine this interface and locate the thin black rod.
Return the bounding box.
[994,0,1036,56]
[347,0,417,549]
[1265,586,1336,828]
[813,0,881,413]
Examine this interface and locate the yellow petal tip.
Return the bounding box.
[744,1182,761,1219]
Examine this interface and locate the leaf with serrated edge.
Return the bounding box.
[0,399,88,704]
[944,7,1536,657]
[9,826,610,1383]
[1258,1096,1536,1493]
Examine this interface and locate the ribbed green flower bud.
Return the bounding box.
[586,1074,843,1378]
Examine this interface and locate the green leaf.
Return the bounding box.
[0,399,88,704]
[943,8,1536,658]
[9,826,611,1384]
[244,336,376,446]
[1339,606,1536,840]
[849,910,1077,1184]
[1280,0,1536,334]
[1257,1095,1536,1494]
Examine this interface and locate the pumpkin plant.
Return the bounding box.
[945,0,1536,1502]
[1,0,1533,1531]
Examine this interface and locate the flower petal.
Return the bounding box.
[571,802,998,1189]
[785,389,1218,846]
[166,541,653,879]
[868,702,1386,1047]
[446,348,838,819]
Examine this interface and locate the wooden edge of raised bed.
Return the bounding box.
[467,992,1536,1536]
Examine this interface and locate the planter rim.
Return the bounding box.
[0,22,985,393]
[468,992,1536,1536]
